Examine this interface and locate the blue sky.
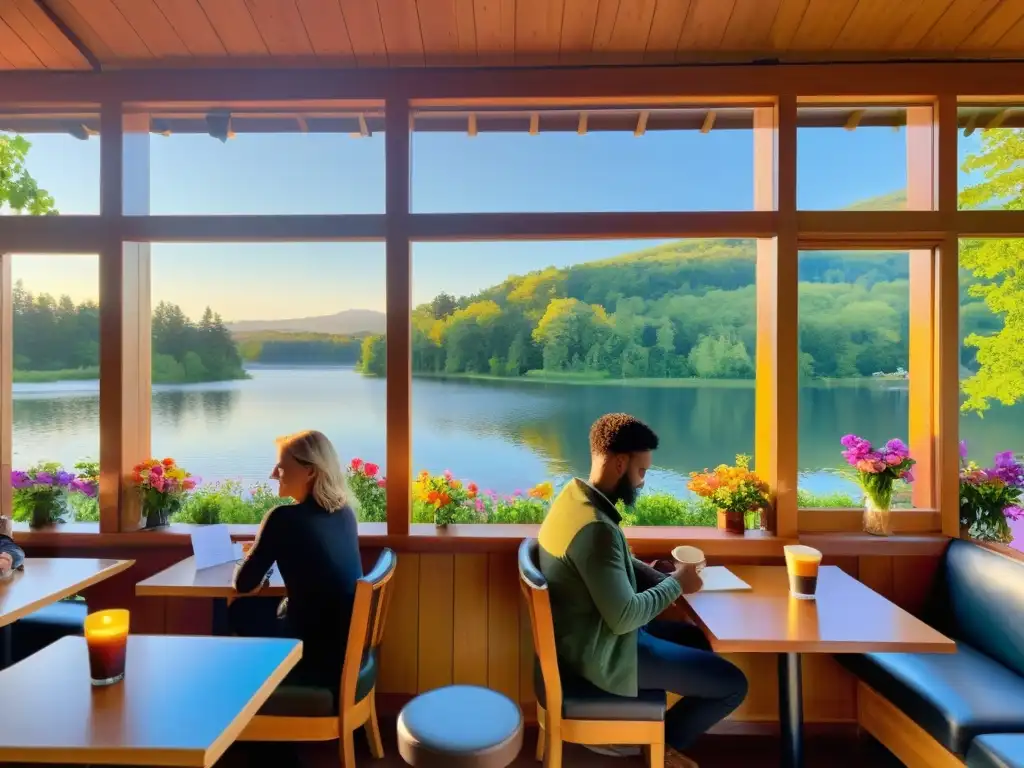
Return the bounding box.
[11,121,977,321]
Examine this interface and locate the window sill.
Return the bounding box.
[13,521,949,557]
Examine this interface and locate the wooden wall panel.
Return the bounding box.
[487,554,521,703]
[453,554,489,686]
[417,554,454,692]
[378,552,420,693]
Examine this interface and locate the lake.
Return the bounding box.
[11,366,1024,499]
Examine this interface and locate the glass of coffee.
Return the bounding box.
[784,545,823,600]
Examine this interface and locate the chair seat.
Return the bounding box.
[534,662,666,722]
[11,601,86,663]
[967,735,1024,768]
[397,685,523,768]
[840,643,1024,754]
[257,649,377,717]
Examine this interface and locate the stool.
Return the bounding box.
[397,685,523,768]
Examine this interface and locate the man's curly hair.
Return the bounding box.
[589,413,659,456]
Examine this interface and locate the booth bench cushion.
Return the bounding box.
[256,648,377,718]
[967,735,1024,768]
[11,600,86,664]
[533,663,666,722]
[841,643,1024,754]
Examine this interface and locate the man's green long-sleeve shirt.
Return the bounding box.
[538,479,681,696]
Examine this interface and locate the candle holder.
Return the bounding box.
[84,609,129,686]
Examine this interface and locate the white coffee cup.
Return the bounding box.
[671,545,707,573]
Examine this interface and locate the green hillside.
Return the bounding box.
[361,201,996,382]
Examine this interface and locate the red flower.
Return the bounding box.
[377,478,387,488]
[364,462,379,477]
[350,458,363,470]
[162,458,174,467]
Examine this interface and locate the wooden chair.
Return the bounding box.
[240,549,397,767]
[518,539,666,768]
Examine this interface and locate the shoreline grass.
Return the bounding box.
[14,368,251,385]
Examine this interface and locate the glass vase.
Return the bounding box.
[863,496,892,536]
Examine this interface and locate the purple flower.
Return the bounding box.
[885,439,909,458]
[56,471,75,487]
[11,470,31,489]
[1005,505,1024,522]
[959,440,969,459]
[885,453,904,466]
[903,469,916,484]
[71,479,98,498]
[35,471,55,486]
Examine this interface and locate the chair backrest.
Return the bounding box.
[518,538,563,720]
[340,548,397,706]
[944,539,1024,677]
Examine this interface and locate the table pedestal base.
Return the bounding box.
[778,652,804,768]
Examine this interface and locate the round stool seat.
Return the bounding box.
[397,685,524,768]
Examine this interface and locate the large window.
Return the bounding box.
[797,106,911,211]
[797,250,911,507]
[11,254,100,523]
[410,239,757,527]
[138,105,385,215]
[149,242,386,525]
[412,107,756,212]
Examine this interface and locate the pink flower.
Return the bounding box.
[151,477,167,492]
[364,462,379,477]
[475,499,484,512]
[856,459,879,474]
[350,458,363,470]
[1005,505,1024,521]
[182,478,197,490]
[149,464,163,477]
[377,478,387,488]
[885,453,903,466]
[513,489,523,497]
[443,470,454,481]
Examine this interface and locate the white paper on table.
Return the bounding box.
[697,566,752,592]
[191,524,236,570]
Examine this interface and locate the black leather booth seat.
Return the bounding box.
[397,685,523,768]
[840,540,1024,756]
[967,735,1024,768]
[11,601,86,664]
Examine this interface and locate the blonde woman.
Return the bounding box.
[233,430,362,694]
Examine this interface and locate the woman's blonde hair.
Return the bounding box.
[275,430,357,513]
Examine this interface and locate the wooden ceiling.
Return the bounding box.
[4,0,1024,72]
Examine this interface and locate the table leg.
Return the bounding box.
[778,652,804,768]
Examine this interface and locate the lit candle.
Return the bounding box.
[84,609,130,686]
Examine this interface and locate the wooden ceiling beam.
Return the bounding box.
[32,0,101,71]
[0,61,1024,105]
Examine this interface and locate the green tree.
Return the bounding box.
[359,335,387,376]
[960,128,1024,412]
[0,134,57,214]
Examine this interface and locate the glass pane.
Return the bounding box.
[959,238,1024,549]
[410,238,758,526]
[412,107,755,212]
[959,105,1024,211]
[138,104,384,214]
[797,250,911,508]
[149,242,386,524]
[3,111,100,214]
[11,254,100,524]
[797,106,909,211]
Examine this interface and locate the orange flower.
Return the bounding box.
[162,458,174,467]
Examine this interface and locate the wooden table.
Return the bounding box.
[682,565,955,768]
[0,634,302,766]
[1,558,134,628]
[135,556,285,599]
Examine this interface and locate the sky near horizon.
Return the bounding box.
[10,120,980,321]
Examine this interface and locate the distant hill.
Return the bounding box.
[228,309,385,336]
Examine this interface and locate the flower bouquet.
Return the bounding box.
[11,462,76,528]
[840,435,915,536]
[414,469,472,527]
[688,455,769,534]
[959,442,1024,544]
[132,458,196,529]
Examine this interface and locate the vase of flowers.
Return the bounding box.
[840,435,915,536]
[11,462,76,528]
[959,442,1024,544]
[688,455,769,535]
[133,458,196,529]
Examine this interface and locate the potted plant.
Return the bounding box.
[133,458,196,529]
[688,455,769,535]
[840,435,915,536]
[959,442,1024,544]
[11,462,74,528]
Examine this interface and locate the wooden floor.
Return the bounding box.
[212,725,904,767]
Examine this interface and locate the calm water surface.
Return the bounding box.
[12,366,1024,498]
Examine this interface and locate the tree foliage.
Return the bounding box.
[0,134,56,214]
[960,128,1024,413]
